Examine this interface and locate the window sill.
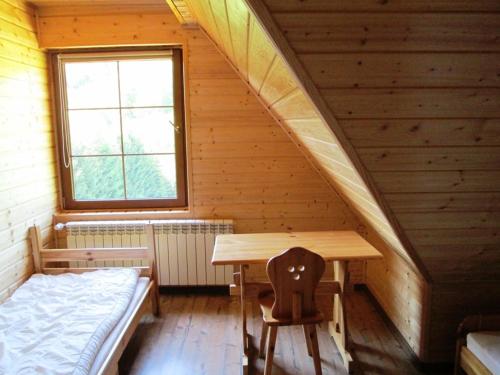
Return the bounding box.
[54,208,193,223]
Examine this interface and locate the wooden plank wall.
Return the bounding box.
[35,5,363,281]
[181,0,431,361]
[362,226,431,358]
[0,0,58,303]
[260,0,500,362]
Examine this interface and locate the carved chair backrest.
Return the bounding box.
[266,247,325,321]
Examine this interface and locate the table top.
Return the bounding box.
[212,231,383,265]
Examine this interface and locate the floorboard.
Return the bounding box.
[120,289,450,375]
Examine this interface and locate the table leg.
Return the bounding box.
[240,264,249,375]
[329,260,353,373]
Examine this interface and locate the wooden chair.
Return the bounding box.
[259,247,326,375]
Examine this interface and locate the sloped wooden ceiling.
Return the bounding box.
[181,0,428,279]
[256,0,500,282]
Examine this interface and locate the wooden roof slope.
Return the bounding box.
[254,0,500,286]
[181,0,430,281]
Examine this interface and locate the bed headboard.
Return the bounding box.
[29,224,158,283]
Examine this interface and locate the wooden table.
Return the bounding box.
[212,231,383,374]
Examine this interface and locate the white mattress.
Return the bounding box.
[89,277,150,375]
[0,269,140,375]
[467,331,500,375]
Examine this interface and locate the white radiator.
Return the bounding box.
[64,219,234,286]
[152,220,233,286]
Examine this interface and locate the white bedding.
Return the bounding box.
[0,269,139,375]
[89,277,149,375]
[468,331,500,375]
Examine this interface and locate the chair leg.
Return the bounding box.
[264,326,278,375]
[309,324,322,375]
[303,325,313,356]
[259,321,269,359]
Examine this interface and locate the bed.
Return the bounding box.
[0,224,159,375]
[455,314,500,375]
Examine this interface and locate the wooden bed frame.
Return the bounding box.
[455,314,500,375]
[29,223,160,375]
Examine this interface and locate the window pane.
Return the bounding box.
[73,156,124,200]
[69,109,121,156]
[65,61,119,109]
[122,108,175,154]
[119,58,173,107]
[125,155,177,199]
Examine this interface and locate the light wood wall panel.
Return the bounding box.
[38,11,185,46]
[363,227,430,360]
[0,0,58,303]
[262,0,500,362]
[31,0,166,4]
[36,6,360,244]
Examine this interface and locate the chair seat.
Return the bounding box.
[258,291,324,326]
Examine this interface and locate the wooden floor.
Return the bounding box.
[120,289,450,375]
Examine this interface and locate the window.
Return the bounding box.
[52,48,187,209]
